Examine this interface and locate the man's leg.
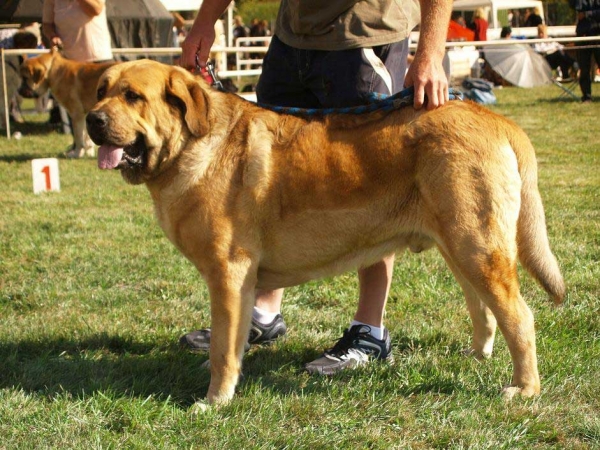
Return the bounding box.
[577,47,592,102]
[255,288,284,312]
[305,42,409,375]
[180,38,310,352]
[179,289,287,352]
[354,255,395,330]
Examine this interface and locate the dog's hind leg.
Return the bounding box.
[440,240,540,398]
[439,250,497,359]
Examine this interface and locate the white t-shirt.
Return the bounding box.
[43,0,113,62]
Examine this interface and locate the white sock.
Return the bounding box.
[350,320,385,340]
[252,306,279,325]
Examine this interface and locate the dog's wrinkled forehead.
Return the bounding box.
[100,59,185,96]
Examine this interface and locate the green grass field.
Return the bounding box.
[1,85,598,449]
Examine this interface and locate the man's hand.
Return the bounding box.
[50,36,63,48]
[180,20,216,71]
[404,52,448,110]
[405,0,453,110]
[180,0,232,71]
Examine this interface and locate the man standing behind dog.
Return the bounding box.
[180,0,452,375]
[42,0,113,158]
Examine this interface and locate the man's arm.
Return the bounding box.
[42,22,61,47]
[42,0,61,47]
[405,0,453,110]
[77,0,105,17]
[180,0,233,70]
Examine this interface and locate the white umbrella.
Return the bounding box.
[484,44,553,88]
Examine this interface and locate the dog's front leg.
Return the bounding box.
[205,258,257,405]
[72,111,95,156]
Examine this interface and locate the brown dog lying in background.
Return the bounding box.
[20,47,117,158]
[86,59,565,406]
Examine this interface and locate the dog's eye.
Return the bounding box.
[97,86,106,101]
[125,90,142,102]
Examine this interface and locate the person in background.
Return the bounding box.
[524,7,544,27]
[229,15,249,68]
[500,26,512,39]
[249,18,269,59]
[42,0,113,158]
[448,12,475,41]
[469,7,488,41]
[233,15,249,43]
[534,24,578,82]
[42,0,112,63]
[0,25,41,126]
[569,0,600,102]
[179,0,452,376]
[172,12,187,47]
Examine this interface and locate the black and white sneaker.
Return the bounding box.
[305,324,393,375]
[179,314,287,352]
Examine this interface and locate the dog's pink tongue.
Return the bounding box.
[98,144,124,170]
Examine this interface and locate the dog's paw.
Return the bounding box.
[501,384,538,401]
[189,401,210,415]
[461,347,491,360]
[501,385,522,401]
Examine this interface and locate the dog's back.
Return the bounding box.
[20,48,117,114]
[46,51,117,113]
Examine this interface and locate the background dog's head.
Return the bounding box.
[87,59,212,185]
[19,48,57,98]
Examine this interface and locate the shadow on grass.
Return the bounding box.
[0,331,471,407]
[1,120,69,162]
[0,334,209,407]
[0,152,66,163]
[10,118,62,137]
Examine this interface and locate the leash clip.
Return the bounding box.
[206,60,224,91]
[195,55,224,91]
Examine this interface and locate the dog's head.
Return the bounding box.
[19,48,57,98]
[87,59,211,185]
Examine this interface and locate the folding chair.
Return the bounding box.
[553,77,579,100]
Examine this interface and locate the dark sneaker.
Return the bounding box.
[305,324,393,375]
[179,314,287,352]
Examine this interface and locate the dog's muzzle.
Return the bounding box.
[87,110,146,171]
[18,80,38,99]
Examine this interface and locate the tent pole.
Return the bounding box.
[1,49,10,139]
[227,2,234,48]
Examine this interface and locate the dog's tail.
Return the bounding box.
[509,126,566,305]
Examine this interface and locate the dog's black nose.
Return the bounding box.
[86,110,109,131]
[86,110,110,144]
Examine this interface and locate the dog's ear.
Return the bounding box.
[166,70,211,137]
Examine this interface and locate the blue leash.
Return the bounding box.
[255,87,464,116]
[203,60,463,116]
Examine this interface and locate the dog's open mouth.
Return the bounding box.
[98,135,145,170]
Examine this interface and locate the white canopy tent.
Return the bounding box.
[158,0,202,11]
[452,0,544,29]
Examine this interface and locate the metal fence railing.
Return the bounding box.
[2,35,599,138]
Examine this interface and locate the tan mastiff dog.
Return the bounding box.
[20,47,117,158]
[86,59,565,406]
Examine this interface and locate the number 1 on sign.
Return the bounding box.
[41,165,52,190]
